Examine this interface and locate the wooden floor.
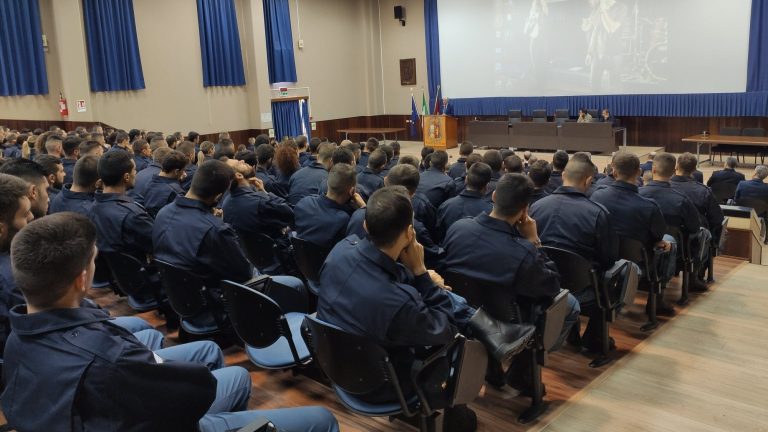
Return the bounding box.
[63,256,745,432]
[537,261,768,432]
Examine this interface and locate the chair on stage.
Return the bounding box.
[532,109,547,123]
[710,182,738,204]
[508,109,522,125]
[712,127,741,162]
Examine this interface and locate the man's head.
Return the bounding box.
[45,135,63,157]
[364,186,414,250]
[150,137,168,152]
[676,152,698,176]
[317,142,336,168]
[115,131,130,148]
[165,135,179,149]
[379,145,393,166]
[430,150,449,172]
[152,146,174,164]
[754,165,768,181]
[503,155,523,174]
[99,150,136,189]
[294,135,307,150]
[187,131,200,144]
[562,159,594,192]
[161,150,189,179]
[326,163,357,202]
[528,160,551,188]
[177,141,196,162]
[365,137,379,153]
[611,151,640,182]
[11,213,97,310]
[523,150,531,162]
[465,153,483,170]
[0,174,33,252]
[331,147,355,166]
[482,150,502,174]
[79,140,103,157]
[62,135,81,158]
[398,155,420,170]
[190,160,235,206]
[0,159,49,218]
[342,141,360,161]
[491,174,533,222]
[385,164,420,195]
[72,155,100,191]
[367,149,387,171]
[390,141,400,156]
[552,150,569,171]
[465,162,492,193]
[255,143,275,166]
[651,152,676,181]
[132,139,150,157]
[725,157,738,170]
[307,137,321,154]
[35,154,65,189]
[459,141,473,157]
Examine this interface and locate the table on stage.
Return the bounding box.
[681,134,768,165]
[337,128,406,143]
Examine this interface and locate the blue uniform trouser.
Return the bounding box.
[254,268,308,312]
[661,235,678,283]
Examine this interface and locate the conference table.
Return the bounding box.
[337,127,406,143]
[681,134,768,165]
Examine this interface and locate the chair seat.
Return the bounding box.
[245,312,311,369]
[334,386,418,417]
[126,295,159,312]
[180,312,222,335]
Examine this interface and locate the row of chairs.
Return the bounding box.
[508,109,598,124]
[714,126,767,164]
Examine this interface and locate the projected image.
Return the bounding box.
[438,0,750,98]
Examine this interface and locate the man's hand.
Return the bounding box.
[248,176,265,192]
[428,269,452,291]
[516,209,540,244]
[352,192,366,209]
[399,227,427,277]
[655,240,672,252]
[213,208,223,218]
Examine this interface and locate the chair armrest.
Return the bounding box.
[236,417,276,432]
[409,334,464,415]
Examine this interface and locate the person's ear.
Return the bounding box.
[28,184,38,202]
[349,185,356,197]
[406,224,415,243]
[384,176,390,186]
[123,172,131,184]
[491,190,497,203]
[362,220,369,234]
[47,173,55,186]
[234,172,244,181]
[214,192,224,204]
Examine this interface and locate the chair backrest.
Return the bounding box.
[93,254,114,285]
[554,109,569,119]
[443,271,520,322]
[301,315,394,396]
[222,279,297,353]
[541,246,598,297]
[665,225,692,259]
[735,197,768,217]
[155,259,210,318]
[290,236,331,283]
[587,109,599,119]
[710,182,738,204]
[101,251,152,298]
[742,127,766,137]
[237,231,277,270]
[541,289,571,352]
[719,126,742,136]
[508,109,522,123]
[532,109,547,120]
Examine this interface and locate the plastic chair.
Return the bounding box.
[508,109,522,124]
[618,238,664,331]
[237,231,279,272]
[101,251,162,312]
[222,279,311,369]
[666,226,694,306]
[710,182,738,204]
[290,236,331,296]
[735,197,768,218]
[532,109,547,123]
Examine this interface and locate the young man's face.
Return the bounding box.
[0,196,33,252]
[141,145,151,157]
[53,163,65,188]
[126,160,138,188]
[31,180,49,219]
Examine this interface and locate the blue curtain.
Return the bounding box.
[82,0,145,92]
[424,0,441,110]
[197,0,245,87]
[748,0,768,92]
[272,100,303,139]
[263,0,297,83]
[0,0,48,96]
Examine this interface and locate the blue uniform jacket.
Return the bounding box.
[181,163,197,191]
[1,304,215,431]
[288,162,328,206]
[49,185,95,216]
[447,158,467,179]
[222,184,293,239]
[416,167,456,208]
[670,175,724,231]
[707,168,745,188]
[591,181,666,247]
[294,195,351,249]
[133,155,152,173]
[142,175,185,217]
[62,158,77,184]
[0,253,24,354]
[356,167,385,200]
[530,186,618,271]
[255,166,288,199]
[544,171,563,194]
[639,181,700,234]
[735,178,768,202]
[89,192,154,258]
[436,189,493,243]
[133,162,162,198]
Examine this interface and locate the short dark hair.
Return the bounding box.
[368,149,387,170]
[327,163,357,196]
[563,159,594,183]
[188,131,200,143]
[191,160,235,200]
[34,154,63,178]
[365,137,379,152]
[62,136,81,156]
[255,144,275,164]
[390,141,400,155]
[0,158,47,188]
[379,145,393,164]
[177,141,195,157]
[528,160,551,188]
[459,141,473,156]
[161,150,189,172]
[465,153,483,170]
[677,152,698,175]
[309,137,322,153]
[552,150,569,171]
[331,147,355,166]
[237,150,258,166]
[430,150,449,171]
[342,141,360,158]
[317,142,335,163]
[0,173,30,226]
[99,151,134,186]
[152,146,174,163]
[386,164,420,194]
[611,151,640,180]
[73,155,100,188]
[466,162,492,191]
[493,174,533,217]
[150,137,168,152]
[503,155,523,173]
[115,130,129,144]
[132,138,149,154]
[365,186,413,247]
[500,149,514,161]
[398,155,420,170]
[482,150,502,172]
[79,140,102,155]
[11,212,97,308]
[653,152,676,178]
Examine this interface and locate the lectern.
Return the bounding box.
[423,115,458,150]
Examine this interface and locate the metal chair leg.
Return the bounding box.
[641,283,659,332]
[589,309,613,368]
[518,348,548,424]
[678,262,691,306]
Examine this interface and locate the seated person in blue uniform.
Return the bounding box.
[222,158,294,274]
[154,160,308,316]
[0,174,34,355]
[62,135,81,184]
[450,153,483,197]
[357,137,379,169]
[79,139,104,158]
[448,142,474,179]
[639,152,701,234]
[591,152,678,315]
[35,154,65,202]
[480,150,502,202]
[356,148,386,200]
[443,173,581,388]
[503,155,524,174]
[288,142,335,205]
[735,165,768,206]
[387,141,400,169]
[251,143,288,198]
[318,186,477,430]
[0,158,50,219]
[295,163,364,250]
[530,158,618,352]
[378,144,394,177]
[708,157,745,190]
[132,138,152,172]
[340,140,362,171]
[177,140,198,191]
[1,213,339,432]
[437,162,493,243]
[49,155,98,216]
[600,108,616,125]
[417,150,455,208]
[133,144,172,199]
[640,152,655,175]
[528,160,551,204]
[109,130,132,153]
[544,150,568,193]
[141,150,188,217]
[296,135,310,166]
[301,137,321,167]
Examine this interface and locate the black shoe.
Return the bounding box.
[690,279,709,292]
[485,364,506,390]
[443,405,477,432]
[656,302,676,317]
